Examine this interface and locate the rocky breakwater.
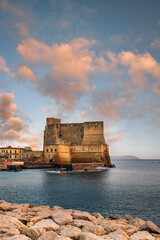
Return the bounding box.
[0,200,160,240]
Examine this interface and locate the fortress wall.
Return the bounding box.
[47,118,61,125]
[44,144,71,163]
[59,123,84,145]
[44,124,59,145]
[82,122,106,145]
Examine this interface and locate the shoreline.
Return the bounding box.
[0,200,160,240]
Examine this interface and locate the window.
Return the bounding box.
[15,155,16,158]
[59,134,62,137]
[91,148,94,151]
[10,150,12,154]
[55,149,57,152]
[51,149,53,152]
[46,149,48,152]
[15,150,16,154]
[10,155,11,158]
[82,147,84,151]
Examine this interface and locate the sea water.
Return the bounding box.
[0,159,160,226]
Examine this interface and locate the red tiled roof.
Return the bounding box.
[0,146,25,150]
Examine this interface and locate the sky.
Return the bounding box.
[0,0,160,158]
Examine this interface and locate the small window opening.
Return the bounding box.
[59,134,62,137]
[51,149,53,152]
[46,149,48,152]
[82,147,84,151]
[55,149,57,152]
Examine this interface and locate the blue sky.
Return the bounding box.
[0,0,160,158]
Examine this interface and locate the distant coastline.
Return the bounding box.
[111,155,140,160]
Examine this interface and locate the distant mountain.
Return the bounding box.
[111,155,140,160]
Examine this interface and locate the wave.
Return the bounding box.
[47,167,109,174]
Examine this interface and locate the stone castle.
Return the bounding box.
[43,117,111,167]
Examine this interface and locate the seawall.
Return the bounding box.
[0,200,159,239]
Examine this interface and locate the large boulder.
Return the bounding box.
[82,223,105,236]
[80,232,102,240]
[0,227,20,238]
[37,231,58,240]
[72,211,96,222]
[102,229,129,240]
[33,219,59,231]
[130,230,156,240]
[140,221,160,234]
[58,225,81,239]
[21,227,46,240]
[71,220,92,228]
[0,200,12,211]
[0,215,26,231]
[2,235,31,240]
[52,211,73,225]
[129,218,146,229]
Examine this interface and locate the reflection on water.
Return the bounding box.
[0,159,160,226]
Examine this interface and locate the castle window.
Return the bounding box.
[55,149,57,152]
[20,150,21,153]
[91,148,94,151]
[51,149,53,152]
[82,147,84,151]
[46,149,48,152]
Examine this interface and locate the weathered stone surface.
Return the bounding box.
[3,235,31,240]
[29,203,35,208]
[52,211,73,225]
[53,206,63,211]
[0,227,20,238]
[0,200,12,211]
[55,237,72,240]
[92,212,104,219]
[0,214,26,230]
[107,215,120,220]
[140,221,160,234]
[71,220,92,228]
[72,211,96,222]
[124,214,133,221]
[33,219,59,231]
[130,230,156,240]
[58,225,81,239]
[80,232,102,240]
[102,229,129,240]
[82,223,105,236]
[37,231,58,240]
[129,218,146,229]
[99,220,138,236]
[21,227,46,240]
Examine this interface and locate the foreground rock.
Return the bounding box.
[0,200,159,240]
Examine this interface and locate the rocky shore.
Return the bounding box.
[0,200,160,240]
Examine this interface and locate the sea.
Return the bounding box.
[0,159,160,227]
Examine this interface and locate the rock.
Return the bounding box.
[29,203,35,208]
[2,235,31,240]
[53,206,63,211]
[0,215,26,231]
[37,231,58,240]
[52,211,73,225]
[129,218,146,229]
[33,219,59,231]
[71,220,92,228]
[28,215,44,225]
[130,230,156,240]
[80,232,102,240]
[107,215,120,220]
[38,209,53,219]
[92,212,104,219]
[124,214,133,221]
[58,225,81,239]
[21,227,46,240]
[102,229,130,239]
[72,211,96,222]
[99,220,138,236]
[82,223,105,236]
[55,237,72,240]
[0,200,12,211]
[0,227,20,238]
[140,221,160,234]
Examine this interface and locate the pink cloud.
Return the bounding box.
[0,0,24,17]
[0,92,41,149]
[0,55,14,77]
[107,135,126,143]
[16,65,39,83]
[16,22,29,38]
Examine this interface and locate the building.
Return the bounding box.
[43,117,111,167]
[0,146,25,161]
[0,146,43,162]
